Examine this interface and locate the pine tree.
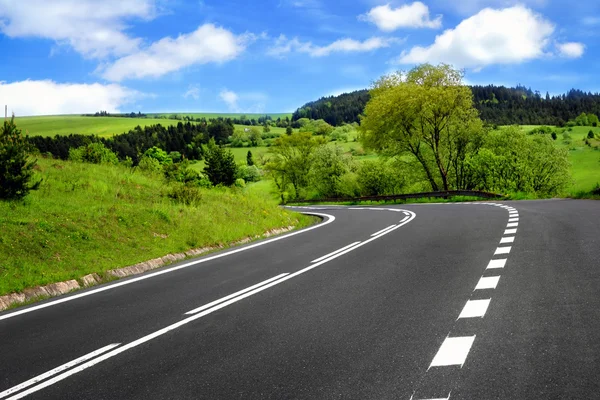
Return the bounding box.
[0,117,41,200]
[246,150,254,166]
[203,139,237,186]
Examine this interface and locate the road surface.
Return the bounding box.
[1,199,599,399]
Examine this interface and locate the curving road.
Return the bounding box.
[0,199,599,399]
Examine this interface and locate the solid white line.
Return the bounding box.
[8,210,417,398]
[371,225,397,237]
[475,276,500,290]
[0,213,337,322]
[457,299,490,319]
[0,343,120,399]
[494,246,511,255]
[184,274,289,315]
[487,259,507,269]
[429,336,476,368]
[507,222,519,228]
[508,218,519,222]
[403,211,410,216]
[400,215,409,223]
[410,394,451,400]
[504,228,517,235]
[311,242,361,263]
[500,236,515,244]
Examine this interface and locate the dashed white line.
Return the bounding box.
[429,336,476,368]
[506,222,519,228]
[508,218,519,222]
[504,228,517,235]
[500,236,515,244]
[487,259,507,269]
[475,276,500,290]
[185,274,289,315]
[311,242,361,263]
[0,343,120,399]
[457,299,491,319]
[494,246,511,255]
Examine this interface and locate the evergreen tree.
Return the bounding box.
[203,139,237,186]
[0,117,41,200]
[246,150,254,166]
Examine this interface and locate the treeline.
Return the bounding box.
[291,86,600,127]
[27,121,232,164]
[83,111,148,118]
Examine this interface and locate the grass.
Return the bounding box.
[0,158,315,296]
[15,115,181,137]
[150,113,292,120]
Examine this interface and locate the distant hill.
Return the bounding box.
[292,86,600,126]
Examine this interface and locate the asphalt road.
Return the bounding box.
[0,199,598,399]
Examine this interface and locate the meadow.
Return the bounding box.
[0,158,314,296]
[150,112,292,120]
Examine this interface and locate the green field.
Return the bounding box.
[15,115,181,137]
[150,113,292,120]
[0,158,314,296]
[553,126,600,194]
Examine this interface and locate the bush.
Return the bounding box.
[551,132,557,140]
[143,146,172,165]
[357,159,404,196]
[234,178,246,188]
[588,130,595,139]
[163,162,210,187]
[237,165,261,183]
[137,155,162,174]
[0,117,41,200]
[167,183,202,206]
[68,142,118,165]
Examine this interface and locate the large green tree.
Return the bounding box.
[360,64,484,191]
[203,139,237,186]
[0,117,41,200]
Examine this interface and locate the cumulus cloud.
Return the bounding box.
[267,34,401,58]
[219,89,267,113]
[556,42,585,58]
[0,0,156,58]
[219,89,239,111]
[359,2,442,31]
[101,24,249,82]
[0,80,141,116]
[397,6,554,69]
[184,85,200,100]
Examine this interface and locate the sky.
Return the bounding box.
[0,0,596,116]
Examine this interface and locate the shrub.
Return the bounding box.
[0,117,41,200]
[357,159,404,196]
[551,132,557,140]
[588,130,595,139]
[234,178,246,188]
[167,183,202,206]
[68,142,118,165]
[137,155,162,174]
[143,146,172,165]
[237,165,261,183]
[246,150,254,166]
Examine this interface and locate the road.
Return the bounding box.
[0,199,599,399]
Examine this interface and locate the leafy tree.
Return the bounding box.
[203,139,237,186]
[263,123,271,133]
[360,64,484,191]
[285,126,293,135]
[143,146,172,165]
[299,119,334,136]
[357,159,405,196]
[248,127,263,146]
[264,132,325,200]
[0,117,41,200]
[308,145,355,198]
[246,150,254,166]
[69,142,119,164]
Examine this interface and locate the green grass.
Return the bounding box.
[150,113,292,120]
[0,158,315,296]
[15,115,181,137]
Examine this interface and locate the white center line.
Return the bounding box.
[475,276,500,290]
[487,259,507,269]
[508,218,519,222]
[504,228,517,235]
[500,236,515,244]
[185,274,289,315]
[506,222,519,228]
[311,242,361,263]
[457,299,491,319]
[494,246,511,255]
[370,225,397,237]
[429,336,476,368]
[0,343,120,399]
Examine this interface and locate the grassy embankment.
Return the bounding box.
[0,158,315,296]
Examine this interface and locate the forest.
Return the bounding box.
[292,86,600,127]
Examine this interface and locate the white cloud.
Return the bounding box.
[219,89,239,111]
[184,85,200,100]
[397,6,555,69]
[218,89,267,113]
[101,24,250,82]
[556,42,585,58]
[267,34,401,58]
[0,80,140,116]
[359,2,442,31]
[0,0,155,58]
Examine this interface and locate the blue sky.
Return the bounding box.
[0,0,596,116]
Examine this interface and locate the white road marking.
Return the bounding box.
[429,336,476,368]
[0,213,338,322]
[410,393,451,400]
[504,228,517,235]
[509,212,519,217]
[487,259,507,269]
[506,222,518,228]
[508,218,519,222]
[400,215,410,223]
[404,211,410,216]
[500,236,515,244]
[371,225,397,237]
[494,246,511,255]
[457,299,490,319]
[184,274,289,315]
[0,343,120,399]
[311,242,361,263]
[475,276,500,290]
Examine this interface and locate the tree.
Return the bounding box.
[207,120,234,144]
[308,145,355,198]
[285,126,293,135]
[360,64,484,191]
[264,132,325,200]
[247,150,254,166]
[203,139,237,186]
[588,130,595,139]
[0,117,41,200]
[248,127,263,147]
